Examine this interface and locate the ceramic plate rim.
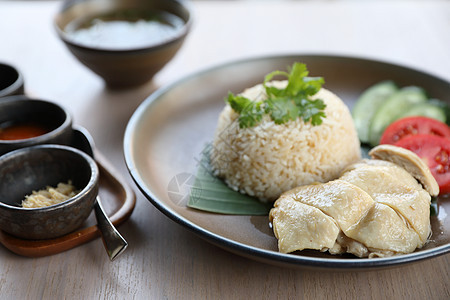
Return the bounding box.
[124,54,450,270]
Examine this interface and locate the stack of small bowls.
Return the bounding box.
[0,66,99,240]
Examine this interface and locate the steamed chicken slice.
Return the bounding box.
[281,180,374,233]
[270,179,424,256]
[270,180,374,254]
[270,197,340,253]
[345,203,421,256]
[340,160,431,243]
[269,145,436,257]
[369,144,439,196]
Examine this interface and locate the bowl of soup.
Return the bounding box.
[54,0,193,88]
[0,96,73,156]
[0,145,99,239]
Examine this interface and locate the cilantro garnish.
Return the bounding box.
[226,63,326,128]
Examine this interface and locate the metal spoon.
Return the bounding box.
[94,196,128,261]
[71,128,128,260]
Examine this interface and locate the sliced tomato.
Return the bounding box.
[380,116,450,145]
[395,134,450,194]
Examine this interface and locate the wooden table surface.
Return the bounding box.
[0,1,449,299]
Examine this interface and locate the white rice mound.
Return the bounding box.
[210,81,361,202]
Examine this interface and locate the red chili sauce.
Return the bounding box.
[0,122,48,140]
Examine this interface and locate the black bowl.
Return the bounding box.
[54,0,192,88]
[0,145,99,239]
[54,0,193,88]
[0,62,24,98]
[0,96,73,155]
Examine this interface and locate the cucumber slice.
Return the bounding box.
[428,98,450,125]
[352,81,398,143]
[430,197,439,216]
[398,102,446,123]
[368,86,427,146]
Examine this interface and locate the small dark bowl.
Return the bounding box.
[0,145,99,240]
[0,96,72,156]
[54,0,193,88]
[0,62,24,98]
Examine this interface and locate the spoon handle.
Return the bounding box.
[94,196,128,261]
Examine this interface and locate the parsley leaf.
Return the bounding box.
[226,92,264,128]
[226,63,326,128]
[265,97,299,124]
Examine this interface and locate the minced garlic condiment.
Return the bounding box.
[21,181,79,208]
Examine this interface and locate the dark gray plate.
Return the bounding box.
[124,55,450,270]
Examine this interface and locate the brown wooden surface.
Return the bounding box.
[0,1,449,299]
